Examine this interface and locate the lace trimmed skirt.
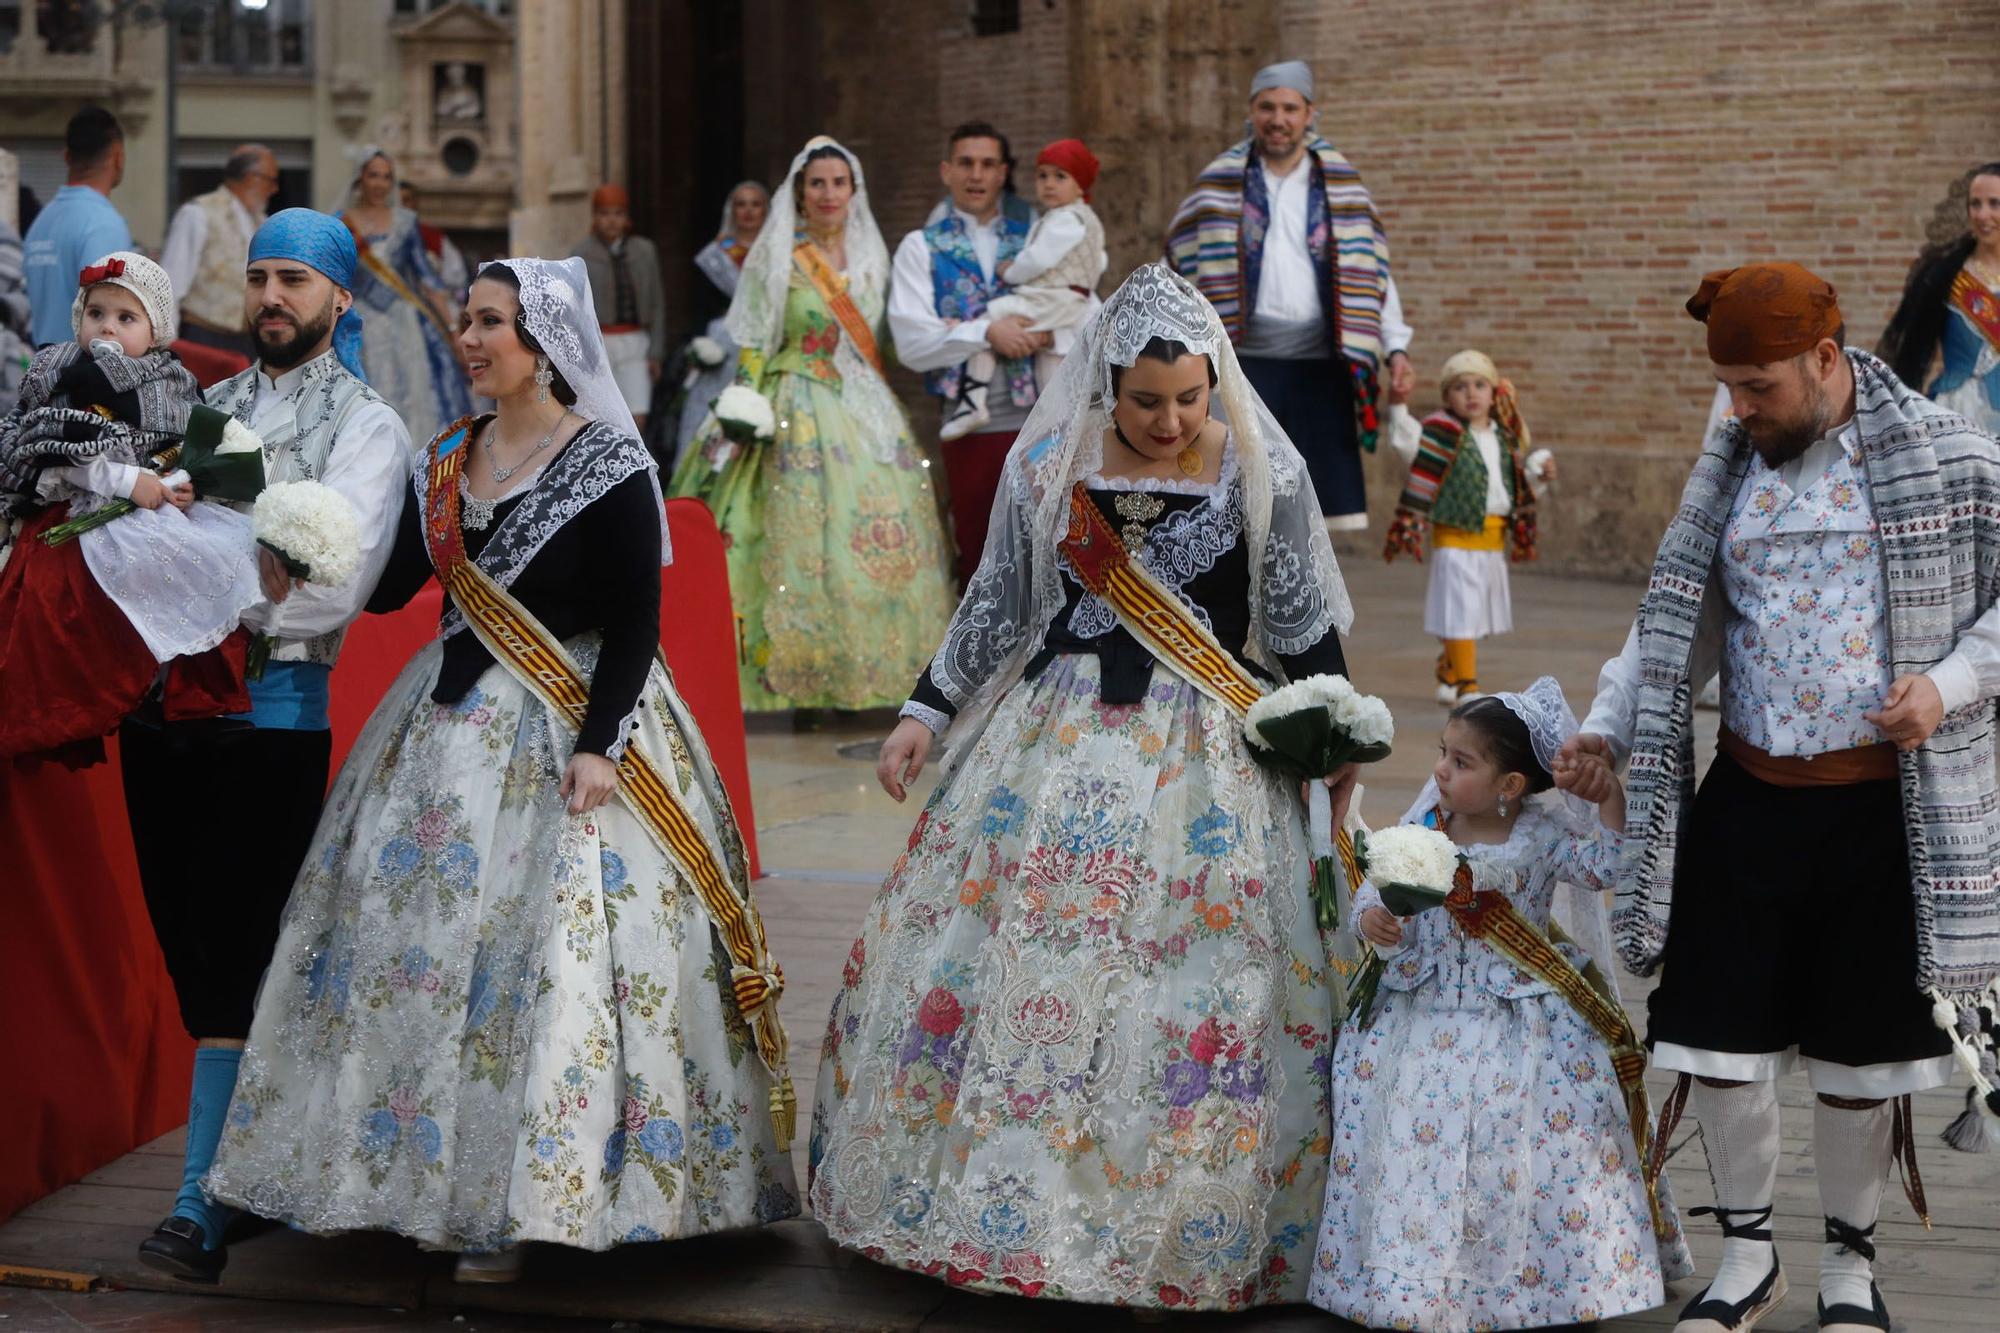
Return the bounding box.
[205,637,800,1250]
[810,652,1339,1310]
[1308,977,1691,1329]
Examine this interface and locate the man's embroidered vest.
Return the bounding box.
[207,356,377,666]
[181,188,252,333]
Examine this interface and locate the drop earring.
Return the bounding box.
[534,354,553,404]
[1497,795,1509,818]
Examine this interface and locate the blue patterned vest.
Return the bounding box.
[922,212,1037,409]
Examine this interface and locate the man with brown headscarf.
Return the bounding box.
[1558,262,2000,1333]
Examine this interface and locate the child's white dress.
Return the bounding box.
[38,458,260,662]
[1308,799,1692,1330]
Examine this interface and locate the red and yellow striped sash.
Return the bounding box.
[1440,860,1663,1233]
[423,435,796,1143]
[1057,479,1361,886]
[1058,482,1265,716]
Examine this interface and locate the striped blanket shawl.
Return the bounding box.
[1384,409,1537,562]
[1619,349,2000,1004]
[1165,136,1391,447]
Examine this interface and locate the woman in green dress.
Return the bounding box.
[671,136,954,711]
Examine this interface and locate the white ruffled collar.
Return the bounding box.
[1086,430,1239,501]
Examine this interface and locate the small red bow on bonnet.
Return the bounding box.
[78,257,127,286]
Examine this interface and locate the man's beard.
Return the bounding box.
[1746,377,1831,468]
[253,300,337,372]
[1258,128,1298,156]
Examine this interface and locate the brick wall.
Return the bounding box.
[766,0,1999,576]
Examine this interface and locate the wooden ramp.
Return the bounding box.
[5,565,1997,1329]
[2,872,1993,1331]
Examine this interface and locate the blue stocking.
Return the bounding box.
[172,1046,241,1248]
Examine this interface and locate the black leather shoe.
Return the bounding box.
[137,1216,227,1284]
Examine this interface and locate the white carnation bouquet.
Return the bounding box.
[1347,823,1466,1029]
[245,480,362,678]
[713,384,775,441]
[1244,673,1395,929]
[689,335,725,368]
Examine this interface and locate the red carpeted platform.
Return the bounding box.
[0,497,751,1219]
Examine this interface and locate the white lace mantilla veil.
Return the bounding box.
[724,135,904,464]
[1398,675,1622,997]
[478,255,670,565]
[933,261,1355,770]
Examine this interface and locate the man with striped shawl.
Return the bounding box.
[1165,59,1414,532]
[1559,262,2000,1333]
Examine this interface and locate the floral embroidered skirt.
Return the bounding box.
[204,638,800,1251]
[810,653,1340,1309]
[667,367,954,711]
[1308,981,1692,1329]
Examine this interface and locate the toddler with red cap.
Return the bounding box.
[940,137,1108,440]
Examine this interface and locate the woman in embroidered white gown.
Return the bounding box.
[810,264,1360,1310]
[204,258,799,1279]
[1309,680,1690,1330]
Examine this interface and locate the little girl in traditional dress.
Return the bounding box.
[939,137,1107,440]
[1309,678,1691,1330]
[0,251,261,761]
[1383,350,1554,703]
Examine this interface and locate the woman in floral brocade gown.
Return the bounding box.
[670,135,953,711]
[809,264,1362,1310]
[204,258,798,1283]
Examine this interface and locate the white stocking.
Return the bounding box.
[1691,1078,1782,1305]
[1813,1096,1892,1313]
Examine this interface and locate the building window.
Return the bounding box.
[397,0,513,15]
[178,0,311,76]
[971,0,1019,37]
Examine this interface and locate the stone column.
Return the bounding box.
[0,149,17,232]
[1068,0,1280,279]
[512,0,625,259]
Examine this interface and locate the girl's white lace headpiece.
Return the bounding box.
[1493,674,1580,778]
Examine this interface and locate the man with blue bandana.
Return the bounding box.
[132,208,411,1285]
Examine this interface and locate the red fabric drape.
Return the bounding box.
[1,496,757,1221]
[0,742,194,1220]
[168,338,251,390]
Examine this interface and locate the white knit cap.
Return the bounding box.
[69,250,178,348]
[1439,348,1499,392]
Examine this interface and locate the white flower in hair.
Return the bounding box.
[253,481,362,587]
